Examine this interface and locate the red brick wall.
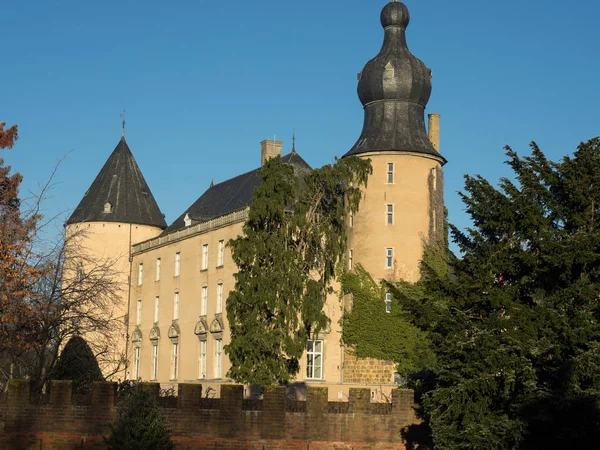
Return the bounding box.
[0,380,417,450]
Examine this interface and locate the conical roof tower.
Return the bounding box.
[67,137,167,229]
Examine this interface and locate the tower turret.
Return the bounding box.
[345,1,446,283]
[65,136,166,379]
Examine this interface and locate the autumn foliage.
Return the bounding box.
[0,121,41,361]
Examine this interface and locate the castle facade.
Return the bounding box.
[65,1,446,399]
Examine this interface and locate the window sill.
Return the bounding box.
[216,265,224,269]
[173,275,180,279]
[200,269,208,273]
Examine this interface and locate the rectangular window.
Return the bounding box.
[201,286,208,316]
[349,249,354,270]
[386,204,394,225]
[154,296,159,323]
[174,252,181,277]
[386,248,393,269]
[349,212,354,228]
[156,258,161,282]
[387,162,394,184]
[171,342,179,380]
[198,341,207,379]
[385,292,392,313]
[218,240,225,266]
[136,299,142,326]
[134,347,141,380]
[202,244,209,270]
[306,340,323,379]
[173,292,180,320]
[215,339,223,378]
[217,283,224,314]
[152,343,158,380]
[138,263,143,286]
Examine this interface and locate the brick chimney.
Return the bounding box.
[428,113,440,152]
[261,140,283,166]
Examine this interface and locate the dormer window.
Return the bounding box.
[184,213,192,227]
[103,202,113,213]
[384,62,395,80]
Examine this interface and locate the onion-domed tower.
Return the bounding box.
[345,0,446,283]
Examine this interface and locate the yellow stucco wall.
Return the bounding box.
[347,152,444,283]
[64,221,163,379]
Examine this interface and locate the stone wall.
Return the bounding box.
[0,380,417,450]
[343,353,396,384]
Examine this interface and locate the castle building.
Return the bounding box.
[67,1,446,398]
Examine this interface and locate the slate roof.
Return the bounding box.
[166,151,311,233]
[67,137,167,229]
[344,1,445,163]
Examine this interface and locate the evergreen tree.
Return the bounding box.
[226,155,371,385]
[51,336,104,394]
[398,138,600,449]
[105,384,174,450]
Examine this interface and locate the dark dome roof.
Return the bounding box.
[345,1,444,162]
[381,1,410,28]
[357,2,431,107]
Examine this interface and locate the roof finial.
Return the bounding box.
[210,178,214,188]
[120,110,126,138]
[291,129,296,153]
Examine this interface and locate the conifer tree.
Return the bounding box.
[398,138,600,450]
[226,155,371,385]
[50,336,104,394]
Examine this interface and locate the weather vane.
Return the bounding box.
[120,110,126,137]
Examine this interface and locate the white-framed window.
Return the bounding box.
[386,248,394,269]
[173,292,180,320]
[218,240,225,266]
[386,204,394,225]
[171,342,179,380]
[154,296,159,323]
[137,263,143,286]
[156,258,161,282]
[385,292,392,313]
[217,283,224,314]
[136,299,142,326]
[201,286,208,316]
[431,167,437,190]
[152,343,159,380]
[134,347,141,380]
[202,244,209,270]
[432,208,437,234]
[349,212,354,228]
[174,252,181,277]
[387,162,394,184]
[306,340,323,379]
[215,339,223,378]
[198,341,207,379]
[77,261,84,282]
[349,249,354,270]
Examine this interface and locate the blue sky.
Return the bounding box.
[2,0,599,249]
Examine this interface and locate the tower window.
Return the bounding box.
[201,286,208,316]
[349,249,354,270]
[387,163,394,184]
[306,340,323,379]
[136,299,142,326]
[202,244,209,271]
[173,292,180,320]
[386,248,393,269]
[385,292,392,313]
[151,343,159,380]
[174,252,181,277]
[103,202,112,213]
[218,240,225,267]
[384,62,395,80]
[217,283,224,314]
[155,258,161,282]
[154,296,159,323]
[215,339,223,379]
[137,263,143,286]
[386,204,394,225]
[198,340,207,379]
[171,342,179,380]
